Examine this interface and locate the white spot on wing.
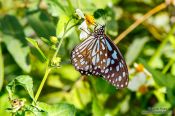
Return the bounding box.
[118,76,122,81]
[116,65,119,71]
[105,69,109,73]
[123,72,126,77]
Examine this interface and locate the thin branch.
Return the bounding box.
[114,3,167,44]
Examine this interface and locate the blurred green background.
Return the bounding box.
[0,0,175,116]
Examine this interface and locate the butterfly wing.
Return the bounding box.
[100,35,129,89]
[71,34,129,89]
[71,36,97,75]
[71,35,109,76]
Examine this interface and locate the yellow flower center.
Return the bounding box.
[85,14,95,25]
[138,85,148,94]
[136,64,144,72]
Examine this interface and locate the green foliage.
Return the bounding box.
[125,37,149,65]
[26,38,47,62]
[3,35,31,72]
[0,0,175,116]
[0,43,4,91]
[37,102,76,116]
[6,75,34,100]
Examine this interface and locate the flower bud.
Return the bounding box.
[51,57,61,67]
[50,36,58,44]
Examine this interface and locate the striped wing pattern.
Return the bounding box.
[71,33,128,89]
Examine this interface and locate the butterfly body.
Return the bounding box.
[71,25,129,89]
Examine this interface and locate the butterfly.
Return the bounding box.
[71,25,129,89]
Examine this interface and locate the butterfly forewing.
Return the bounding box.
[71,26,129,89]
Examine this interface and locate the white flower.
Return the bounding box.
[128,72,146,91]
[75,9,95,40]
[78,21,90,40]
[75,9,90,40]
[75,9,85,19]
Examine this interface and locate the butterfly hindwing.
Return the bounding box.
[100,35,129,89]
[71,36,96,75]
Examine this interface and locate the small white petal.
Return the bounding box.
[127,72,146,91]
[75,9,85,18]
[78,21,88,30]
[78,21,89,40]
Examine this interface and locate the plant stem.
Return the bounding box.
[162,58,174,74]
[34,18,79,103]
[53,18,72,59]
[114,3,167,44]
[34,64,51,102]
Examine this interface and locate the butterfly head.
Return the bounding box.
[94,25,105,35]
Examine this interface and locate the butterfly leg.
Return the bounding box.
[79,28,91,35]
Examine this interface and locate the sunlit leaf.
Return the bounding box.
[46,0,66,17]
[171,63,175,76]
[56,15,69,38]
[3,35,31,72]
[57,65,80,81]
[6,75,34,100]
[125,37,149,65]
[26,38,47,62]
[38,102,76,116]
[149,56,164,69]
[0,94,11,116]
[154,101,171,109]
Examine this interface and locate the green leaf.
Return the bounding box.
[6,75,34,100]
[56,15,69,38]
[148,56,164,69]
[27,12,56,39]
[171,63,175,76]
[125,37,149,65]
[0,94,11,116]
[93,9,106,19]
[40,37,52,46]
[167,87,175,106]
[154,101,171,109]
[26,38,47,62]
[92,98,104,116]
[46,0,66,17]
[3,35,31,72]
[106,19,118,36]
[57,65,80,81]
[38,102,76,116]
[0,15,26,44]
[0,43,4,91]
[65,80,91,109]
[90,77,116,94]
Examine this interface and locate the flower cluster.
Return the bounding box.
[128,63,154,94]
[75,9,95,40]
